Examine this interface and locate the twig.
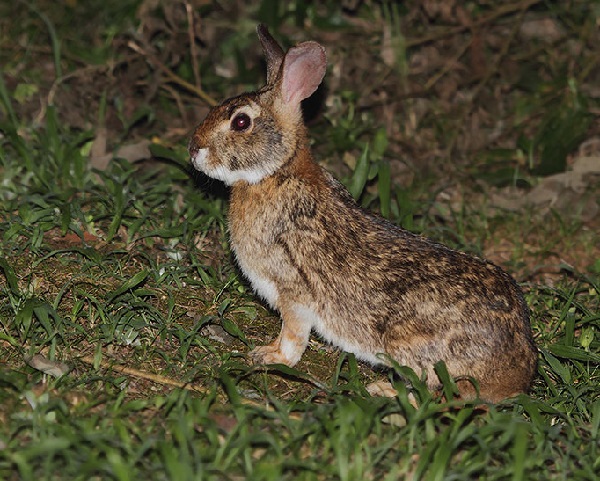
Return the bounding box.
[185,2,202,90]
[406,0,544,48]
[446,0,533,156]
[78,353,277,409]
[470,2,529,103]
[79,354,209,394]
[359,0,545,110]
[161,83,188,124]
[78,353,326,412]
[128,40,217,107]
[424,39,471,92]
[34,56,136,125]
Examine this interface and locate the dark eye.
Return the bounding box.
[231,113,251,132]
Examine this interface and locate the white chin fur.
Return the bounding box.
[219,169,270,186]
[192,148,271,186]
[191,148,209,172]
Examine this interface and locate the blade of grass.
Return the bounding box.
[21,0,62,78]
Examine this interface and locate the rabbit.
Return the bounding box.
[188,24,537,402]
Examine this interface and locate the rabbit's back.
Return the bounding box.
[230,152,537,398]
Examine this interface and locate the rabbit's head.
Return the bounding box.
[188,25,327,186]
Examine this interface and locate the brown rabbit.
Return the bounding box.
[188,25,537,402]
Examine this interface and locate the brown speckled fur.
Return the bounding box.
[188,25,537,402]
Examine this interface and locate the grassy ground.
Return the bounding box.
[1,1,599,479]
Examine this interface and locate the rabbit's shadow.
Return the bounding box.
[191,168,230,199]
[302,81,327,124]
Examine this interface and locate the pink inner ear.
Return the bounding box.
[281,42,326,106]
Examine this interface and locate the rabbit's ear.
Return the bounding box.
[280,41,326,106]
[257,24,285,85]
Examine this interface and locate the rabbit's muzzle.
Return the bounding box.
[188,135,201,158]
[190,148,209,173]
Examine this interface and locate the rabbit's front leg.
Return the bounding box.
[249,305,312,367]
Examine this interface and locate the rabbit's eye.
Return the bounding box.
[231,113,251,132]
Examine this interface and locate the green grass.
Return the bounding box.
[1,1,599,479]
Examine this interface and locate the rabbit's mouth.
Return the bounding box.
[191,147,209,172]
[191,147,269,186]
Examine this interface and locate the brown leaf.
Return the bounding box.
[90,136,152,171]
[490,156,600,221]
[115,140,151,163]
[519,17,565,43]
[470,30,487,78]
[200,324,235,346]
[25,354,71,377]
[572,156,600,174]
[89,126,111,171]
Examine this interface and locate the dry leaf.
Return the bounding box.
[572,156,600,174]
[115,139,151,163]
[200,324,235,345]
[519,17,565,43]
[381,22,396,68]
[490,156,600,221]
[25,354,71,377]
[90,136,151,171]
[89,126,111,171]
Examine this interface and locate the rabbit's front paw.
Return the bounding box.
[249,345,295,366]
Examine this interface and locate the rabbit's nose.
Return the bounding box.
[188,136,200,157]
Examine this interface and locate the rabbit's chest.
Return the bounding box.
[228,197,279,253]
[229,182,287,250]
[229,230,282,309]
[228,185,289,307]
